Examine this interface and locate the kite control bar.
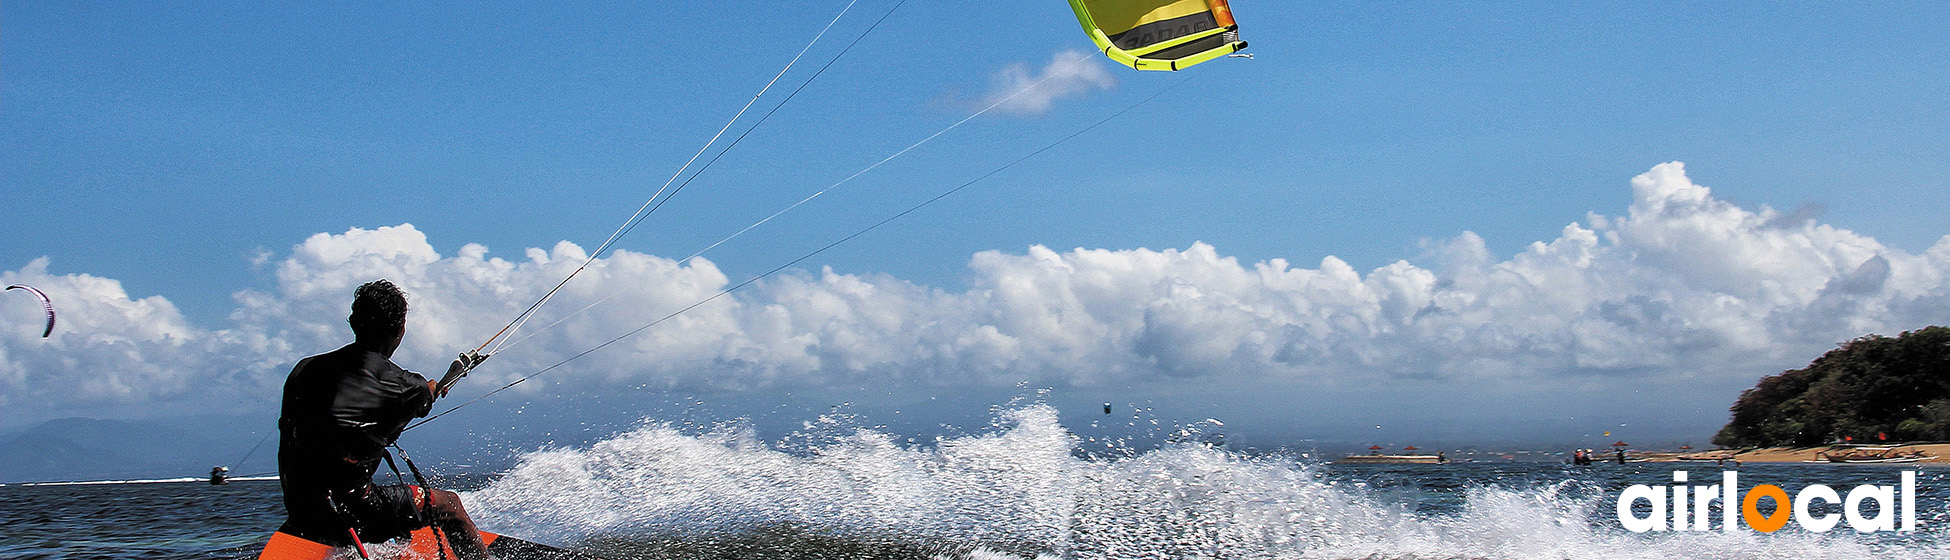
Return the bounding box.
[434,350,488,397]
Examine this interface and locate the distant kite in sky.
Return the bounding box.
[7,284,55,338]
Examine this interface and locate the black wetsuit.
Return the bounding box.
[277,342,434,544]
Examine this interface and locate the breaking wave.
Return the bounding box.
[465,405,1947,559]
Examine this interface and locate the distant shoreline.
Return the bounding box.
[0,475,279,487]
[1629,443,1950,464]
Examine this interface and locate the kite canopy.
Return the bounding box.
[1069,0,1247,71]
[6,284,54,338]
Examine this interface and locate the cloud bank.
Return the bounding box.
[2,163,1946,423]
[981,50,1116,116]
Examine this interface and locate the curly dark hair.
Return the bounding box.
[349,279,409,339]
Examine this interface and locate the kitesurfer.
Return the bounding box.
[276,279,489,558]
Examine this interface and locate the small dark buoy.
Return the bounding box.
[1104,403,1112,415]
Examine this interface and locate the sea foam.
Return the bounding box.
[464,405,1946,559]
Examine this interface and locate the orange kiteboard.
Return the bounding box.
[258,527,590,560]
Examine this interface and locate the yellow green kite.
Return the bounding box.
[1068,0,1248,71]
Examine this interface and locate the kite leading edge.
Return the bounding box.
[6,284,54,338]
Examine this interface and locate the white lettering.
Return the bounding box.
[1694,483,1720,531]
[1845,484,1896,532]
[1903,471,1917,532]
[1723,471,1739,533]
[1618,471,1924,534]
[1618,484,1666,533]
[1793,484,1842,532]
[1672,471,1690,531]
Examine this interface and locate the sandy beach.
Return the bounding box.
[1629,443,1950,464]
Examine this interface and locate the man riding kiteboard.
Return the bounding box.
[274,279,489,559]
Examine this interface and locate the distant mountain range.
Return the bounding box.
[0,413,509,484]
[0,417,263,483]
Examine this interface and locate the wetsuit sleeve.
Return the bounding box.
[399,369,433,419]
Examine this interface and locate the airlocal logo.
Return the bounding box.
[1616,471,1918,533]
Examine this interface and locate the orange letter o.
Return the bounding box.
[1742,484,1792,532]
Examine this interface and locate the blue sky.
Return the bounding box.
[3,1,1947,451]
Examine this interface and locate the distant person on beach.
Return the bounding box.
[276,279,489,558]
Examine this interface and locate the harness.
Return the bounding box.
[325,444,452,560]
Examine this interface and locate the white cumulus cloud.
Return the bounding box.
[1,163,1946,425]
[0,258,287,417]
[981,50,1117,116]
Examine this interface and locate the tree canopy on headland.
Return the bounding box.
[1714,326,1950,448]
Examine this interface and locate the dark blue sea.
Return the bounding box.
[5,406,1948,559]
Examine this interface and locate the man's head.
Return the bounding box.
[349,279,409,353]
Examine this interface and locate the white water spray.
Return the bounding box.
[466,405,1947,559]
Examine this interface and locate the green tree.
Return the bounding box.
[1714,326,1950,448]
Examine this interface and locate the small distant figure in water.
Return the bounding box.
[1572,449,1592,465]
[1436,451,1447,463]
[1104,403,1112,415]
[1615,448,1627,464]
[210,466,230,485]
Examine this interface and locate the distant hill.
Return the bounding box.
[0,417,238,483]
[1714,326,1950,448]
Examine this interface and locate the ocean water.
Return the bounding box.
[4,405,1948,560]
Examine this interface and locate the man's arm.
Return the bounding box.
[433,351,488,398]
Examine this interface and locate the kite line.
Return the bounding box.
[411,74,1194,430]
[472,0,886,358]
